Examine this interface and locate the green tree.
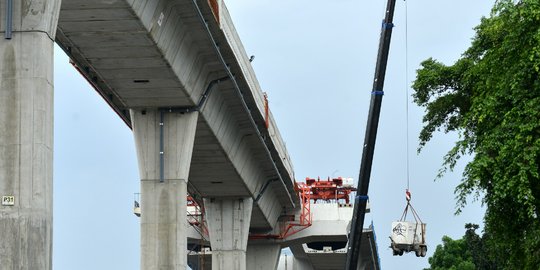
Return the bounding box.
[425,235,475,270]
[425,224,498,270]
[412,0,540,268]
[463,224,499,270]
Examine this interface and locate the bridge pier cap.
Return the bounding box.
[131,109,198,270]
[0,0,61,269]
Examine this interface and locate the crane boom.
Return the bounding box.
[345,0,397,268]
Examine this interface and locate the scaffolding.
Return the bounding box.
[250,177,357,240]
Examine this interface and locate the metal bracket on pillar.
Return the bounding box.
[159,110,165,183]
[5,0,13,39]
[155,76,228,184]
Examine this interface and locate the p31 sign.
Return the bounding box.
[2,196,15,206]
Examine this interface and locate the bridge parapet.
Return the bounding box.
[217,2,296,187]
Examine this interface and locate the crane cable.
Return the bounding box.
[404,0,411,194]
[402,0,422,225]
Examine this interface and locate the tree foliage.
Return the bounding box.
[463,224,500,270]
[425,235,475,270]
[412,0,540,268]
[425,224,498,270]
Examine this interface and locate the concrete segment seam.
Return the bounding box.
[1,30,55,42]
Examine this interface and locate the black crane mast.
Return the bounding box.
[345,0,397,268]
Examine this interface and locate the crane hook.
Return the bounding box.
[405,189,411,202]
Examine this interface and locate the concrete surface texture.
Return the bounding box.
[281,204,379,270]
[131,109,198,269]
[277,254,314,270]
[0,0,61,269]
[246,244,282,270]
[204,197,253,270]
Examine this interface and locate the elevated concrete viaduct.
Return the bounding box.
[1,0,297,268]
[55,0,298,269]
[1,0,380,269]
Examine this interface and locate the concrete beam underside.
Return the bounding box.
[131,109,198,270]
[0,0,61,269]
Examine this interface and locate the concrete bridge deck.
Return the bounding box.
[56,0,298,230]
[0,0,380,269]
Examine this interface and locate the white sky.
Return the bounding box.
[52,1,495,269]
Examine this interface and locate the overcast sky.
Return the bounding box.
[52,1,495,269]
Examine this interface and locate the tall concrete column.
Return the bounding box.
[0,1,61,269]
[247,243,282,270]
[204,197,253,270]
[293,257,314,270]
[357,260,368,270]
[131,109,198,270]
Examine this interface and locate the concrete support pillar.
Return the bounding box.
[131,109,199,270]
[247,244,282,270]
[0,1,61,269]
[293,257,313,270]
[204,197,253,270]
[357,261,368,270]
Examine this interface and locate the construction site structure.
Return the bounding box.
[304,177,356,204]
[133,176,379,269]
[134,176,358,241]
